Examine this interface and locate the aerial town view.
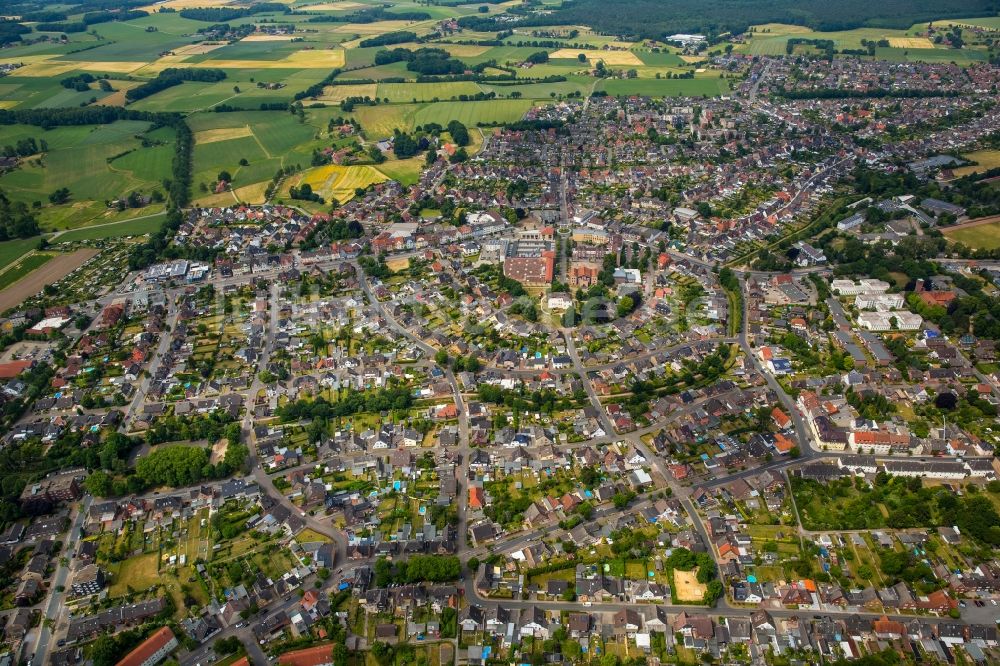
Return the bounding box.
[1,0,1000,664]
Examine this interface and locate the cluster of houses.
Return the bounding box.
[454,603,999,663]
[469,95,847,267]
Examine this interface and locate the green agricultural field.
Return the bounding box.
[376,156,425,185]
[597,76,732,97]
[189,111,318,157]
[183,41,307,64]
[482,79,591,99]
[0,77,104,110]
[376,81,484,102]
[343,46,386,69]
[59,21,199,62]
[343,61,414,81]
[0,253,53,291]
[0,120,173,231]
[953,150,1000,178]
[349,99,530,138]
[349,103,420,138]
[635,50,686,66]
[190,111,323,191]
[0,239,41,272]
[53,214,165,242]
[111,144,175,184]
[410,99,533,129]
[738,23,936,54]
[517,61,588,77]
[193,135,272,185]
[464,45,552,66]
[128,82,243,113]
[873,46,988,63]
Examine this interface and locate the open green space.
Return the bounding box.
[0,252,53,291]
[598,76,733,97]
[54,214,165,242]
[943,220,1000,250]
[0,239,41,272]
[350,99,532,139]
[0,120,172,231]
[635,51,686,66]
[873,46,988,63]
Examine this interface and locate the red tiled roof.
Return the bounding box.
[116,627,176,666]
[0,360,30,379]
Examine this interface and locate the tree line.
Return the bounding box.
[178,3,287,21]
[358,30,417,48]
[126,68,226,102]
[303,7,429,23]
[275,385,415,422]
[539,0,997,38]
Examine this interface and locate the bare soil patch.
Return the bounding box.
[672,568,708,602]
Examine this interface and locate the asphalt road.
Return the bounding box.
[33,495,91,666]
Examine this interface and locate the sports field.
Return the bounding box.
[942,217,1000,250]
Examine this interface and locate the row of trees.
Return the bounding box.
[178,3,286,21]
[126,68,226,102]
[276,385,414,422]
[358,30,416,48]
[542,0,993,37]
[304,6,428,23]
